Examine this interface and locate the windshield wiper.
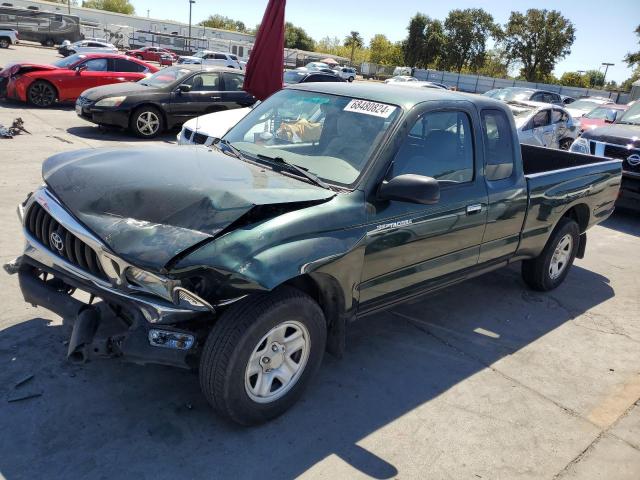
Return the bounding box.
[256,153,332,190]
[210,137,247,161]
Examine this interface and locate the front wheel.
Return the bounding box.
[44,39,55,47]
[130,106,164,138]
[27,80,57,107]
[348,76,354,82]
[522,217,580,291]
[199,287,327,425]
[0,38,9,49]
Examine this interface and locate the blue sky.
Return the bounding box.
[130,0,639,83]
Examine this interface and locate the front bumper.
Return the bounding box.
[76,98,130,128]
[12,258,199,368]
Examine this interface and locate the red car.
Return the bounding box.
[0,53,158,107]
[125,46,178,63]
[578,104,629,133]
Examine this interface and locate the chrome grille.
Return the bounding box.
[25,202,106,280]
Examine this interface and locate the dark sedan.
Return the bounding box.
[283,70,345,85]
[76,65,256,138]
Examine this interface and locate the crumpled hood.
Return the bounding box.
[0,63,58,78]
[42,146,334,270]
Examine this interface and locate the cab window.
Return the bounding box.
[393,111,474,184]
[222,72,244,91]
[185,72,221,91]
[481,110,514,181]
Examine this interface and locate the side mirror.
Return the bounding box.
[75,64,87,74]
[377,174,440,205]
[177,84,192,93]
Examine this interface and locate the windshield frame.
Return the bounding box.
[222,87,404,190]
[52,54,87,69]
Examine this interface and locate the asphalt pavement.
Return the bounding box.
[0,43,639,480]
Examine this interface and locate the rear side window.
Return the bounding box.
[222,72,244,91]
[83,58,108,71]
[214,53,227,60]
[481,110,515,181]
[114,58,146,72]
[393,111,474,184]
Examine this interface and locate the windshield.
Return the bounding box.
[223,89,400,186]
[618,102,640,125]
[493,89,534,102]
[53,54,86,69]
[584,107,620,121]
[283,71,306,84]
[139,67,191,87]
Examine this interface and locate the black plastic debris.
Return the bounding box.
[0,117,30,138]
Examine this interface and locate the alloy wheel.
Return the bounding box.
[549,233,573,280]
[136,111,160,136]
[244,320,310,403]
[29,83,55,107]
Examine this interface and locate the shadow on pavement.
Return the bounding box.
[66,125,178,143]
[0,264,614,479]
[600,209,639,237]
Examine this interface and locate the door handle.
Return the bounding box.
[466,204,482,215]
[210,96,221,100]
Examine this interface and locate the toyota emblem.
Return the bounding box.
[627,154,640,167]
[50,231,64,253]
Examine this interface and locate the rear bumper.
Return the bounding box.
[11,257,200,369]
[617,174,640,211]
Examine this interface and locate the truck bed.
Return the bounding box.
[521,144,610,175]
[516,144,622,259]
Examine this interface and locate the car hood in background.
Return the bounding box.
[0,63,58,78]
[80,81,156,100]
[581,123,640,148]
[182,107,251,139]
[42,146,334,270]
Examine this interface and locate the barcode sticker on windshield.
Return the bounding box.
[344,99,396,118]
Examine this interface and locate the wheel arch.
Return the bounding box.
[27,78,59,103]
[282,272,348,358]
[562,203,590,233]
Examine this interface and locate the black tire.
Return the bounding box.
[130,105,164,138]
[27,80,57,107]
[0,37,10,49]
[44,39,55,47]
[522,217,580,291]
[199,287,327,425]
[348,76,354,82]
[559,138,573,150]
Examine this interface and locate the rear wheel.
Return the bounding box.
[0,37,10,49]
[348,76,354,82]
[44,39,55,47]
[522,217,580,291]
[199,287,326,425]
[27,80,57,107]
[130,106,164,138]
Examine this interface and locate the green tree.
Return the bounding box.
[584,69,605,88]
[316,36,341,54]
[284,22,315,51]
[559,71,588,88]
[422,18,445,68]
[82,0,134,14]
[624,25,640,67]
[501,9,575,82]
[369,34,392,64]
[404,13,424,67]
[474,50,510,78]
[199,14,247,33]
[442,8,499,72]
[344,31,364,64]
[621,68,640,92]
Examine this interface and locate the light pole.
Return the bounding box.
[188,0,196,52]
[601,62,614,86]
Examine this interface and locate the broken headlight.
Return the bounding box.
[569,137,590,154]
[125,266,172,301]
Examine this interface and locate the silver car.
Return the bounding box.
[333,66,357,82]
[508,101,578,150]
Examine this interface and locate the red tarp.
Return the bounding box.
[243,0,286,101]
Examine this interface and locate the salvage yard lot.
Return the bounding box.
[1,44,640,480]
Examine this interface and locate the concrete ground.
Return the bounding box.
[0,44,639,480]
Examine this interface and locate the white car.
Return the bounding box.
[564,97,614,119]
[508,101,578,150]
[62,40,117,57]
[0,29,18,49]
[177,51,242,69]
[177,107,252,145]
[333,66,357,82]
[384,75,418,84]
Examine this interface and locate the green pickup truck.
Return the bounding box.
[6,83,622,425]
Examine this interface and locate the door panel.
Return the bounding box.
[360,109,487,305]
[169,72,223,121]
